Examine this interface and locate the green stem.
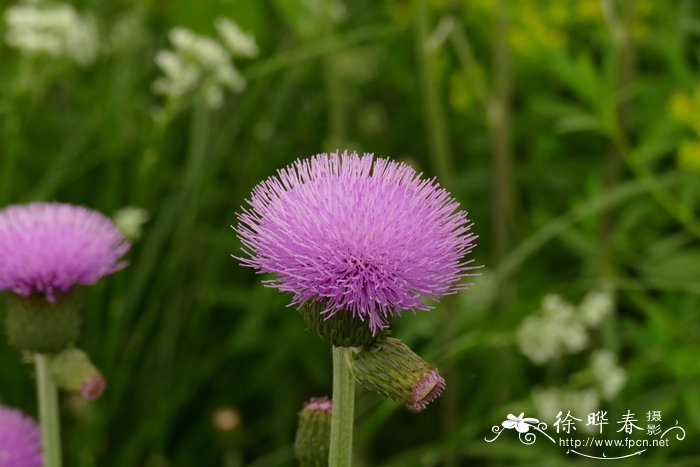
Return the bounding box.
[489,0,513,268]
[329,346,354,467]
[35,353,62,467]
[413,0,452,186]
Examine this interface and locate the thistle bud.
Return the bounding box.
[294,397,332,467]
[300,301,376,347]
[5,293,80,353]
[351,337,445,412]
[48,347,106,400]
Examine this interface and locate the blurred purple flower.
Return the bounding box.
[302,397,332,413]
[0,405,42,467]
[235,151,478,331]
[0,202,130,302]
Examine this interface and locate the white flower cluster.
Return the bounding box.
[590,349,626,400]
[113,207,149,242]
[4,2,98,66]
[215,18,258,58]
[579,289,614,327]
[153,19,257,109]
[532,387,600,426]
[529,351,626,425]
[516,295,588,364]
[516,289,615,365]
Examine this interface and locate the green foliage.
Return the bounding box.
[1,0,700,465]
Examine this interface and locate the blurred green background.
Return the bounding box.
[1,0,700,465]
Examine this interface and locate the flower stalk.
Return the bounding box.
[329,346,354,467]
[35,353,62,467]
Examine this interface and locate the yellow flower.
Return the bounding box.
[678,141,700,172]
[667,91,694,126]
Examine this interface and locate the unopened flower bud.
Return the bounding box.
[48,347,106,400]
[300,301,376,347]
[5,293,80,353]
[294,397,332,467]
[351,337,445,412]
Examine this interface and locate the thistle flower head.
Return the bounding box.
[0,406,42,467]
[0,202,130,302]
[235,151,477,332]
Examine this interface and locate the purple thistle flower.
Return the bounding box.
[0,406,42,467]
[235,151,477,331]
[0,202,130,302]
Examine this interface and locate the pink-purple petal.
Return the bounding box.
[0,406,42,467]
[234,151,478,332]
[0,202,130,300]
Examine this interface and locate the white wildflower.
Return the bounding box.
[153,25,250,109]
[579,289,614,328]
[153,50,200,98]
[590,350,626,401]
[4,3,98,66]
[113,207,149,241]
[532,387,599,430]
[215,18,258,58]
[517,295,588,364]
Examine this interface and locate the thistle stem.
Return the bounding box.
[329,346,354,467]
[35,353,62,467]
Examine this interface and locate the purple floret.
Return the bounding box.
[302,397,332,413]
[410,369,446,412]
[0,202,130,301]
[0,406,42,467]
[235,151,478,332]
